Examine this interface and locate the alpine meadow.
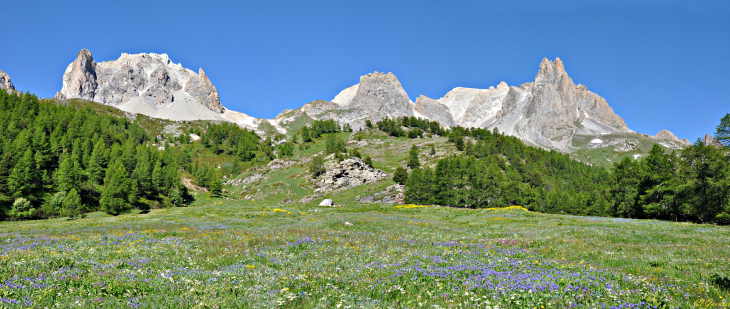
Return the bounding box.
[2,2,730,308]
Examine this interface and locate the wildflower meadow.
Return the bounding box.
[1,202,728,308]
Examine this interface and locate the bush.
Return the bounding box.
[310,155,325,179]
[393,167,409,185]
[10,198,35,220]
[364,156,373,167]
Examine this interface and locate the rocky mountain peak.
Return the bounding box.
[55,49,225,116]
[348,71,413,118]
[655,129,691,147]
[521,57,629,146]
[704,134,722,147]
[55,49,98,100]
[0,68,16,93]
[655,129,680,141]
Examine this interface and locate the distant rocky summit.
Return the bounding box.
[0,69,16,94]
[53,49,273,132]
[655,129,692,147]
[40,50,692,153]
[322,58,633,151]
[54,49,229,121]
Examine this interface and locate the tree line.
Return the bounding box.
[401,121,730,224]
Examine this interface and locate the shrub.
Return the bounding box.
[393,167,409,185]
[10,198,35,220]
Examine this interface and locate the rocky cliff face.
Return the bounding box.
[413,95,455,127]
[655,129,692,147]
[459,82,510,128]
[522,58,629,142]
[704,134,722,147]
[348,71,414,118]
[437,87,486,123]
[55,49,225,118]
[0,69,16,93]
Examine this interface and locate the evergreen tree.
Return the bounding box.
[455,135,465,151]
[364,156,373,167]
[310,155,325,178]
[87,141,107,189]
[54,154,82,194]
[301,126,312,143]
[610,157,642,218]
[151,160,163,194]
[99,161,130,215]
[636,145,677,220]
[407,145,420,169]
[715,113,730,147]
[464,140,474,157]
[675,140,729,222]
[61,188,83,219]
[393,166,409,185]
[206,169,223,197]
[9,149,37,199]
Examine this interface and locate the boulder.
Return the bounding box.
[314,157,388,193]
[319,199,335,207]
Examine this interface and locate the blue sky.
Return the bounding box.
[1,0,728,140]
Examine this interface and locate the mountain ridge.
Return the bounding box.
[46,50,692,153]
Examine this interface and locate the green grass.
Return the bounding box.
[1,198,728,308]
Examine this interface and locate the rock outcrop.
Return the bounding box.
[0,68,17,94]
[348,71,414,118]
[523,58,629,141]
[655,129,691,146]
[55,49,226,121]
[655,129,680,141]
[413,95,455,127]
[459,82,510,128]
[314,157,387,193]
[437,87,486,123]
[704,134,723,147]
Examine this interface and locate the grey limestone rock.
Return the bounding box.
[314,157,387,193]
[704,134,722,147]
[348,71,414,120]
[0,68,17,94]
[523,58,630,142]
[413,95,455,127]
[55,49,225,114]
[55,49,97,100]
[460,82,510,128]
[319,199,335,207]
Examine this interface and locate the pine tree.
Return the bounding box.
[393,166,408,185]
[99,161,130,215]
[8,149,36,199]
[301,126,312,143]
[206,169,222,197]
[61,188,82,219]
[151,160,163,194]
[364,156,373,167]
[310,155,325,178]
[715,113,730,147]
[134,156,152,195]
[636,145,677,219]
[55,154,82,194]
[407,145,420,169]
[0,153,12,195]
[87,141,106,189]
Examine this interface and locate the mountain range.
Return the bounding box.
[2,49,696,153]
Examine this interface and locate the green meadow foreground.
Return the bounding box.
[0,202,728,308]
